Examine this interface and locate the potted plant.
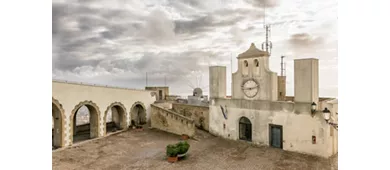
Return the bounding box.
[166,144,179,163]
[176,141,190,158]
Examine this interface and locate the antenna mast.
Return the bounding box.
[281,56,286,76]
[146,72,148,86]
[261,3,273,55]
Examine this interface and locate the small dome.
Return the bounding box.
[193,88,203,97]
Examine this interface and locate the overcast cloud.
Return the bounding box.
[52,0,338,97]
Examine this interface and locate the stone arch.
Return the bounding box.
[254,59,259,67]
[52,97,65,148]
[130,101,147,126]
[238,116,252,141]
[103,102,128,135]
[70,100,101,144]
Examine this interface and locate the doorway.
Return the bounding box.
[158,90,163,100]
[269,124,283,149]
[105,104,127,134]
[131,103,147,126]
[72,103,100,144]
[52,102,64,149]
[239,117,252,141]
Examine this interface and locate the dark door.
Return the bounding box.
[239,117,252,141]
[269,124,283,149]
[158,90,163,100]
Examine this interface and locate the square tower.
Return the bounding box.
[209,66,226,99]
[232,43,277,101]
[294,58,319,103]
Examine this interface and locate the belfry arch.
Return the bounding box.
[130,101,147,126]
[70,101,101,144]
[104,102,128,134]
[52,97,65,149]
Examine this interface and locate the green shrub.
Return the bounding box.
[166,141,191,156]
[166,144,179,157]
[176,141,190,154]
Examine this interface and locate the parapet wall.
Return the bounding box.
[172,103,210,131]
[150,104,196,137]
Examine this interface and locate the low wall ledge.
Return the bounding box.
[151,104,194,122]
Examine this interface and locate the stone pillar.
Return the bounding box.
[209,66,227,99]
[294,58,319,103]
[73,115,77,134]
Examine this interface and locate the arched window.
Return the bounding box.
[244,60,248,67]
[254,59,259,67]
[239,117,252,141]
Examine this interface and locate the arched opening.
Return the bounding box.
[244,60,248,67]
[131,103,147,127]
[254,59,259,67]
[71,102,100,144]
[239,117,252,141]
[105,103,127,134]
[52,101,64,150]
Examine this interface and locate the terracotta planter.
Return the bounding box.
[181,134,189,140]
[167,156,178,163]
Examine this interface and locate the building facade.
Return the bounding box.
[145,86,169,101]
[208,43,338,158]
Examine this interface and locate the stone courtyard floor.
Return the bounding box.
[52,129,338,170]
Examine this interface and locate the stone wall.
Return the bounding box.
[209,98,336,158]
[150,104,196,137]
[52,80,155,147]
[153,102,172,109]
[172,103,210,131]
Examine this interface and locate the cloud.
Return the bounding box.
[52,0,338,97]
[245,0,280,8]
[288,33,324,48]
[230,26,247,45]
[174,12,246,35]
[139,9,177,45]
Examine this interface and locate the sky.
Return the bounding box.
[52,0,338,97]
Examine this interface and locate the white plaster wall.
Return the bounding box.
[209,101,334,158]
[294,59,319,103]
[52,81,156,146]
[209,66,226,99]
[321,100,338,155]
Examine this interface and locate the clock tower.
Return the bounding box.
[232,43,278,101]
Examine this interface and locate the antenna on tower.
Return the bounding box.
[164,75,167,86]
[261,2,273,55]
[281,56,286,76]
[146,72,148,86]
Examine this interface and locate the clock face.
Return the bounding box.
[242,80,259,98]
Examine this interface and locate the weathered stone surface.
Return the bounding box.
[150,104,195,137]
[52,129,337,170]
[172,103,210,131]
